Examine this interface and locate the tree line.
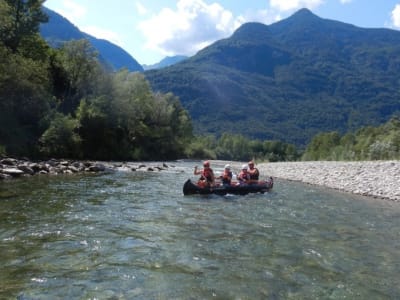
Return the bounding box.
[302,117,400,161]
[183,116,400,162]
[185,134,300,162]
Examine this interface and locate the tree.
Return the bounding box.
[39,113,81,158]
[57,39,103,114]
[0,0,48,52]
[75,96,118,160]
[302,131,341,160]
[110,70,193,160]
[302,117,400,161]
[0,42,53,155]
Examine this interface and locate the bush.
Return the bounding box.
[39,113,81,158]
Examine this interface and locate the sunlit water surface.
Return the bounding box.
[1,161,400,299]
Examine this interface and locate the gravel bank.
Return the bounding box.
[258,160,400,202]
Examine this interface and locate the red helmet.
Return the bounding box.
[203,160,210,167]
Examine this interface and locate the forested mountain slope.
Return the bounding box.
[145,9,400,146]
[40,7,143,72]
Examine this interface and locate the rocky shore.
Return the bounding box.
[258,160,400,202]
[0,157,172,180]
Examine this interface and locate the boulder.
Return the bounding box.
[68,166,80,173]
[2,168,24,177]
[1,158,17,166]
[87,163,106,172]
[17,165,34,175]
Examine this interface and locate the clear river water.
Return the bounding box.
[1,160,400,299]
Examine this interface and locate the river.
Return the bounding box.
[1,161,400,299]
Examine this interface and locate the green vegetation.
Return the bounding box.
[186,133,300,162]
[0,0,192,160]
[186,118,400,162]
[302,117,400,161]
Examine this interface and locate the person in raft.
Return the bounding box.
[248,160,260,183]
[194,160,215,188]
[237,164,250,184]
[219,164,233,186]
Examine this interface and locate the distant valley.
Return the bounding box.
[143,55,188,70]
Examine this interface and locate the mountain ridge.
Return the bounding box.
[40,7,143,72]
[144,9,400,146]
[143,55,188,70]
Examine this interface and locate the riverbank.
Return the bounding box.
[0,157,172,179]
[257,160,400,202]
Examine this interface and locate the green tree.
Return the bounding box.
[56,39,103,114]
[302,131,340,160]
[0,43,53,155]
[186,135,217,159]
[143,92,192,159]
[39,113,81,158]
[111,70,192,159]
[302,117,400,161]
[75,96,117,159]
[0,0,48,52]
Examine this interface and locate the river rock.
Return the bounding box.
[1,158,17,166]
[0,157,174,180]
[86,163,106,172]
[2,168,24,177]
[17,165,34,175]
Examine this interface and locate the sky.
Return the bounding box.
[43,0,400,66]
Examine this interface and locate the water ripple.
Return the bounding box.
[1,162,400,299]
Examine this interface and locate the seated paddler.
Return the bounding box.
[248,160,260,184]
[237,164,250,185]
[194,160,215,188]
[219,164,233,186]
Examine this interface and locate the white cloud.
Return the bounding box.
[241,8,283,24]
[135,1,147,16]
[81,26,124,47]
[269,0,323,12]
[392,4,400,28]
[55,0,87,24]
[137,0,244,57]
[339,0,352,3]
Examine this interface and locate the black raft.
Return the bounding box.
[183,178,273,196]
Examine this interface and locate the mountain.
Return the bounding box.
[144,9,400,146]
[143,55,188,70]
[40,7,143,72]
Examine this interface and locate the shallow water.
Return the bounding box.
[1,161,399,299]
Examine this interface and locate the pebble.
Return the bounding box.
[257,160,400,202]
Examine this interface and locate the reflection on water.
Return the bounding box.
[1,161,400,299]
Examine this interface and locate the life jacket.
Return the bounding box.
[238,171,250,182]
[249,167,259,180]
[221,170,232,184]
[201,168,214,183]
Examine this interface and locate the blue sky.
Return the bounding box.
[43,0,400,66]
